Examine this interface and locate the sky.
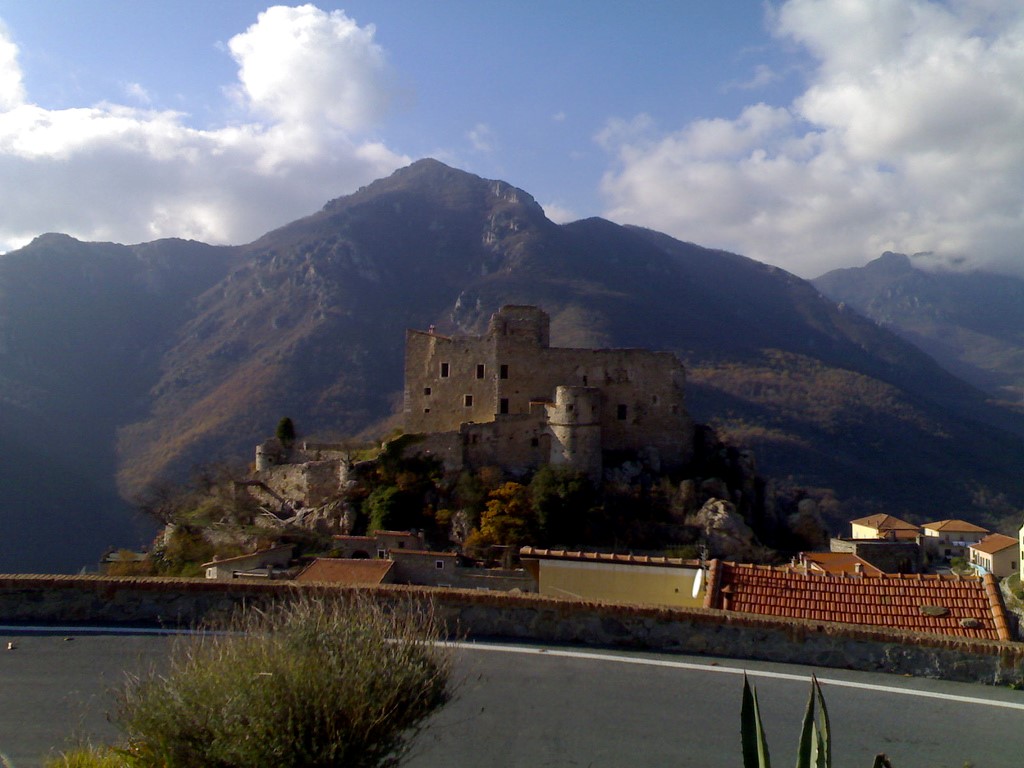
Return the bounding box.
[0,1,1022,278]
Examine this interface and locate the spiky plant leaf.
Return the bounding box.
[813,676,831,768]
[741,675,772,768]
[795,682,816,768]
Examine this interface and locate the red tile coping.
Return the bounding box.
[520,546,700,568]
[703,560,1012,641]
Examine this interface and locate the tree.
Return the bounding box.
[530,466,595,546]
[365,484,421,532]
[276,416,297,448]
[479,482,537,549]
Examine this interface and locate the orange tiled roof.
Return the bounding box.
[794,552,884,576]
[295,558,394,585]
[850,514,920,532]
[704,560,1010,641]
[969,533,1017,555]
[373,530,423,539]
[520,546,699,568]
[921,519,989,534]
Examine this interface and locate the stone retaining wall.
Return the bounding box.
[2,575,1023,685]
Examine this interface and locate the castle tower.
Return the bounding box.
[545,386,602,481]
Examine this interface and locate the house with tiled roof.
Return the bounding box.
[921,519,989,561]
[850,514,921,541]
[295,558,395,585]
[201,544,294,581]
[703,560,1011,641]
[519,546,704,608]
[968,534,1018,579]
[790,551,883,577]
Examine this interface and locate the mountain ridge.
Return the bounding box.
[3,159,1024,571]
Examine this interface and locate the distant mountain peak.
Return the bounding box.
[873,251,913,270]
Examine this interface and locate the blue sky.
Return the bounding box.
[1,1,1023,277]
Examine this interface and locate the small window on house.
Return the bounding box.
[617,404,628,420]
[567,404,574,412]
[464,394,473,407]
[435,560,445,570]
[530,437,539,447]
[476,364,485,379]
[423,387,431,396]
[582,375,588,386]
[423,408,430,413]
[500,364,509,379]
[377,549,387,559]
[398,542,405,549]
[499,398,509,414]
[440,362,450,378]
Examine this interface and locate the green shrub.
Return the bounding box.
[111,594,451,768]
[45,745,127,768]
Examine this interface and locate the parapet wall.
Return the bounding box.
[1,575,1022,685]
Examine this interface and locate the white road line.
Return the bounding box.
[451,641,1024,711]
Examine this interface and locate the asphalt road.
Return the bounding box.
[2,628,1023,767]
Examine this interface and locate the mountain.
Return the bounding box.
[3,159,1024,571]
[813,252,1024,407]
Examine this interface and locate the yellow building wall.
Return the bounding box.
[537,560,704,608]
[850,523,881,539]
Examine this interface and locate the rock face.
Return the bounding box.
[786,499,830,551]
[692,499,761,561]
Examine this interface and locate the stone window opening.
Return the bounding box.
[435,560,445,570]
[617,403,628,420]
[423,387,431,396]
[500,364,509,379]
[423,408,430,413]
[499,398,509,415]
[530,437,539,447]
[440,362,450,378]
[476,364,485,379]
[464,394,474,407]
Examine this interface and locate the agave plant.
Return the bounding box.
[741,674,892,768]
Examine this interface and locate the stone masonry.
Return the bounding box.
[404,305,694,479]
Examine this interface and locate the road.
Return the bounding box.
[1,627,1023,767]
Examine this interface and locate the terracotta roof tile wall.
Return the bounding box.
[707,561,1011,641]
[295,559,394,585]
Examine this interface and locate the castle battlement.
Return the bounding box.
[403,306,693,478]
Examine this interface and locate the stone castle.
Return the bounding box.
[403,305,694,479]
[253,305,695,509]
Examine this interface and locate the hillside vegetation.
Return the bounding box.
[3,159,1024,570]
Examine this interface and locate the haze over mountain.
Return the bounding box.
[3,159,1024,572]
[814,252,1024,407]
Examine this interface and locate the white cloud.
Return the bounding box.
[0,20,25,110]
[123,82,152,104]
[541,201,577,224]
[599,0,1024,277]
[0,6,407,251]
[467,122,494,153]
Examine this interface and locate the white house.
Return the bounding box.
[968,534,1017,579]
[921,519,989,560]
